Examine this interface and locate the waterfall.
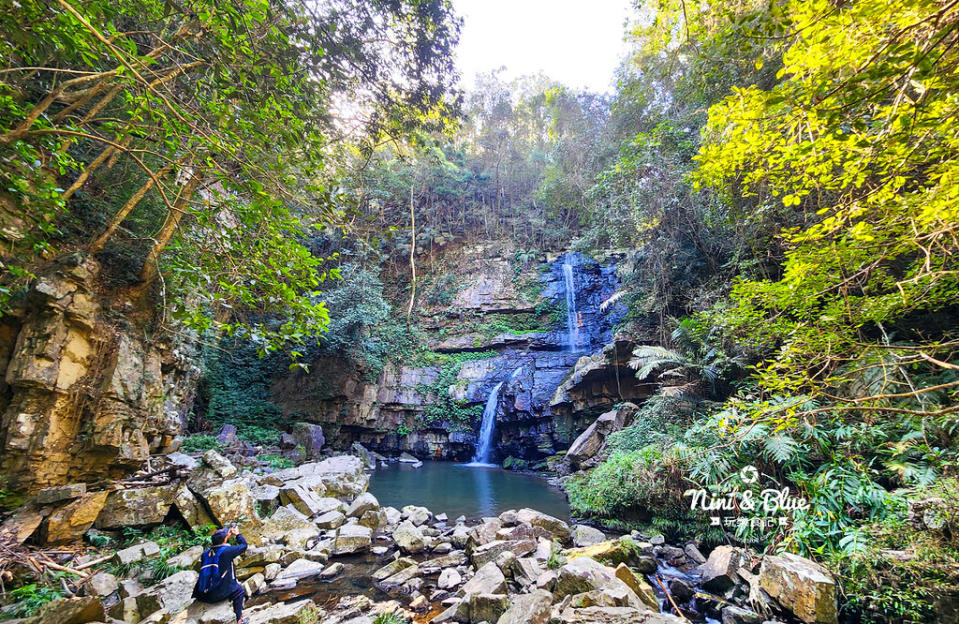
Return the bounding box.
[470,381,504,465]
[563,260,580,351]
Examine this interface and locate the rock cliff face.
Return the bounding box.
[0,253,198,493]
[270,247,652,463]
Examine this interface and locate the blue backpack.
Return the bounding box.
[195,545,228,595]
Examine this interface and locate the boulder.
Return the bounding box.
[167,545,203,569]
[113,540,161,565]
[759,553,838,624]
[315,510,346,530]
[461,561,507,596]
[0,504,45,544]
[378,562,422,592]
[198,478,261,541]
[470,593,508,624]
[358,508,387,531]
[35,483,86,505]
[246,600,320,624]
[42,491,109,545]
[134,569,198,618]
[273,558,325,583]
[166,452,199,470]
[572,525,606,547]
[496,588,553,624]
[516,508,571,542]
[290,456,369,499]
[95,485,178,529]
[438,568,462,590]
[721,605,764,624]
[259,505,315,542]
[291,422,325,459]
[566,405,633,468]
[614,563,659,611]
[372,557,417,582]
[186,450,238,495]
[351,442,374,467]
[470,539,536,568]
[393,520,427,554]
[173,485,215,529]
[217,424,238,446]
[401,505,432,526]
[553,556,644,610]
[566,538,648,569]
[701,546,746,593]
[556,606,686,623]
[23,596,104,624]
[347,492,379,518]
[332,523,372,555]
[85,571,119,597]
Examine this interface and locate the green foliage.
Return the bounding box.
[566,448,679,520]
[546,540,566,570]
[372,613,408,624]
[2,584,64,619]
[180,434,222,453]
[259,454,294,470]
[502,456,530,471]
[415,351,497,430]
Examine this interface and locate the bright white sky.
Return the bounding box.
[452,0,633,94]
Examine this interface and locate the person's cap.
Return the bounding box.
[212,528,229,544]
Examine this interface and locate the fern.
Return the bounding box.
[763,434,798,464]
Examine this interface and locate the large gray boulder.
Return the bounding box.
[572,525,606,547]
[133,569,198,619]
[759,553,838,624]
[95,485,178,529]
[393,520,427,554]
[496,588,553,624]
[556,606,686,623]
[332,523,372,555]
[701,546,746,592]
[291,422,325,459]
[566,404,634,468]
[516,508,571,542]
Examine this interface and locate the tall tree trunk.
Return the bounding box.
[139,172,201,285]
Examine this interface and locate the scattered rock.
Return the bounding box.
[470,592,509,624]
[393,521,427,554]
[166,545,203,569]
[516,508,571,542]
[702,546,746,593]
[96,485,178,529]
[42,490,108,545]
[347,492,380,518]
[23,596,104,624]
[35,483,86,505]
[401,505,432,526]
[462,561,508,596]
[85,571,119,598]
[291,422,325,460]
[496,588,553,624]
[134,569,198,618]
[333,523,372,555]
[113,540,161,565]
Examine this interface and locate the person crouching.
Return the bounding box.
[192,525,248,624]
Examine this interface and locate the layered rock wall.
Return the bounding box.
[0,253,197,493]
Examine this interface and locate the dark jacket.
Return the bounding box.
[192,533,248,602]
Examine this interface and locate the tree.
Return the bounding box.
[0,0,460,352]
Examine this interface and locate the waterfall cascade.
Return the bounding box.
[563,260,580,351]
[469,381,504,465]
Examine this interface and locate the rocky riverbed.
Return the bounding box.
[0,451,839,624]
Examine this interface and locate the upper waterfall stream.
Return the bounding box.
[563,259,580,351]
[468,381,503,465]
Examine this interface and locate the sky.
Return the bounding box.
[452,0,633,94]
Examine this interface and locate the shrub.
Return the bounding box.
[180,434,222,453]
[260,454,294,469]
[3,584,64,618]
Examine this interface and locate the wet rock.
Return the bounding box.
[572,525,606,547]
[722,605,764,624]
[23,596,104,624]
[95,485,177,529]
[684,543,707,564]
[759,553,838,624]
[613,563,659,611]
[669,577,695,602]
[333,523,372,555]
[496,588,553,624]
[410,594,429,612]
[470,593,509,624]
[42,490,108,545]
[321,562,345,578]
[702,546,746,593]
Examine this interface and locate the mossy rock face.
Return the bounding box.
[565,537,644,567]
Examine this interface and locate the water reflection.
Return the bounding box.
[368,461,570,520]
